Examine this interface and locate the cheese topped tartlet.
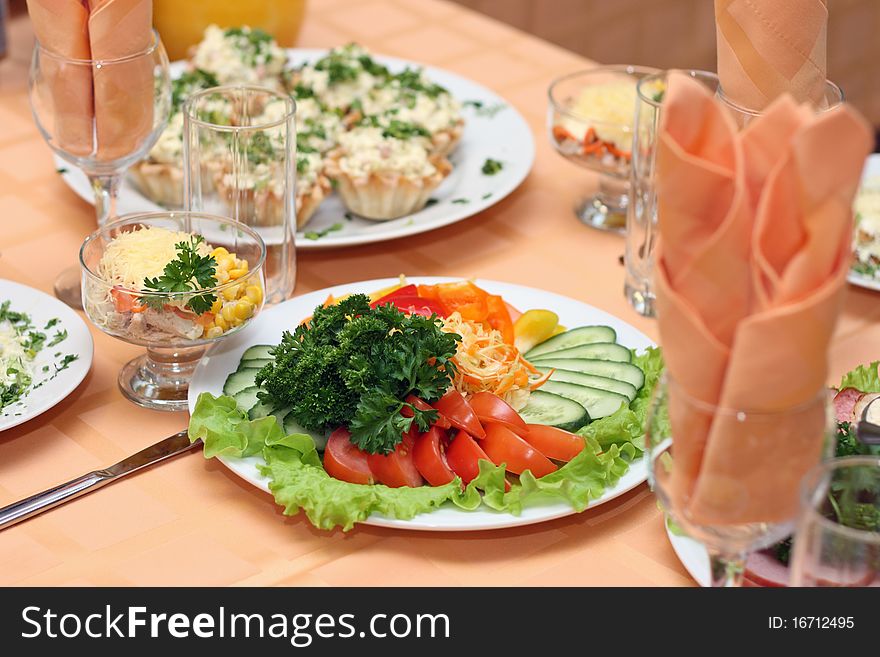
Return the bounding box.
[854,177,880,280]
[192,25,286,88]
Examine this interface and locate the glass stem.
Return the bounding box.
[90,173,122,227]
[708,549,747,587]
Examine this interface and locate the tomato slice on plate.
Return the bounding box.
[366,432,424,488]
[389,296,447,317]
[433,389,486,439]
[412,426,456,486]
[446,430,510,491]
[467,391,529,435]
[522,424,585,462]
[481,423,557,478]
[323,427,374,485]
[402,395,451,429]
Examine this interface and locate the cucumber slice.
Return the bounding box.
[540,380,629,420]
[223,368,260,396]
[525,325,617,359]
[241,345,274,361]
[537,367,638,402]
[271,405,293,428]
[531,342,631,363]
[282,413,329,451]
[232,386,262,413]
[518,390,590,432]
[529,358,645,390]
[247,398,275,420]
[239,358,272,370]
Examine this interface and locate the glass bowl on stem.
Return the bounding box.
[80,211,266,412]
[547,65,658,233]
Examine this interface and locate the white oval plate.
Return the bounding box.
[188,277,654,531]
[56,49,535,251]
[849,153,880,292]
[0,280,93,432]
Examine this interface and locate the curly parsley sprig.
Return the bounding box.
[142,236,218,315]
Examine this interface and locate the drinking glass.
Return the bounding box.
[80,212,266,411]
[717,79,844,128]
[547,65,658,233]
[624,70,718,317]
[790,456,880,587]
[647,374,834,587]
[183,85,296,304]
[29,30,171,308]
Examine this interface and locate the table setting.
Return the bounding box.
[0,0,878,590]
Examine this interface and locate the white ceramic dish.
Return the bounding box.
[849,153,880,292]
[56,49,535,251]
[188,277,655,531]
[0,279,93,431]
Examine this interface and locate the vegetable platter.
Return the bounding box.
[188,277,661,531]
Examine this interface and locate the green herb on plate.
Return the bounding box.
[451,198,469,205]
[481,158,503,175]
[304,223,344,241]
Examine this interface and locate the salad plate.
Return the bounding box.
[56,49,534,251]
[188,277,654,531]
[0,279,93,432]
[848,153,880,292]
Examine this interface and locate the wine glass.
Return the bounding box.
[790,456,880,587]
[547,65,658,233]
[80,212,266,412]
[646,374,834,586]
[29,30,171,308]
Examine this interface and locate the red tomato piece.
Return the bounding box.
[383,295,446,318]
[467,392,529,435]
[412,426,456,486]
[323,428,374,485]
[446,430,511,491]
[369,284,417,307]
[366,432,423,488]
[481,424,557,478]
[433,389,486,439]
[522,424,585,462]
[402,395,451,429]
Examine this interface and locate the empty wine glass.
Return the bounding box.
[29,30,171,307]
[790,456,880,587]
[647,374,834,586]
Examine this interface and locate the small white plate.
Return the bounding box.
[188,277,655,531]
[0,280,93,432]
[666,523,711,587]
[56,49,535,250]
[849,153,880,292]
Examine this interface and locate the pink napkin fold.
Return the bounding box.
[654,73,871,525]
[715,0,828,111]
[26,0,154,161]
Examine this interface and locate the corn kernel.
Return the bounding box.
[214,315,229,331]
[228,268,246,280]
[218,256,235,271]
[210,299,223,314]
[205,326,223,339]
[229,316,243,327]
[222,284,240,301]
[221,304,237,323]
[215,269,230,284]
[245,285,263,305]
[237,260,249,274]
[233,299,254,320]
[211,247,229,258]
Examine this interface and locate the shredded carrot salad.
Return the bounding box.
[442,311,551,410]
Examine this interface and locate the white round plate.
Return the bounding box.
[188,277,654,531]
[666,523,710,587]
[848,153,880,292]
[0,280,93,432]
[56,49,535,251]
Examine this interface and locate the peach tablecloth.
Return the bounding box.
[1,0,878,587]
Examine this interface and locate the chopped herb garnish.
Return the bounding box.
[425,198,439,207]
[481,158,503,175]
[481,192,493,200]
[142,236,218,314]
[55,167,69,175]
[304,223,344,240]
[652,91,665,103]
[463,100,484,110]
[451,198,469,205]
[47,329,68,347]
[44,318,59,330]
[171,68,219,113]
[344,212,355,221]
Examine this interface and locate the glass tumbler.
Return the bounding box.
[183,85,297,304]
[624,70,718,318]
[717,79,844,129]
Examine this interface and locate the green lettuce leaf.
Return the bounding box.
[838,361,880,393]
[189,392,283,458]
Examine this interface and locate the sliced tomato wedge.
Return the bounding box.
[481,423,557,478]
[446,430,510,491]
[433,389,486,439]
[402,395,451,429]
[366,432,423,488]
[521,424,585,462]
[369,284,417,307]
[412,426,456,486]
[467,392,529,435]
[323,427,374,485]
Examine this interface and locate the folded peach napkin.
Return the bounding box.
[26,0,153,161]
[715,0,828,111]
[654,73,871,525]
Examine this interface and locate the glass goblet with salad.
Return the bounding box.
[548,65,659,233]
[80,211,266,411]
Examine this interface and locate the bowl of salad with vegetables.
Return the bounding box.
[188,277,662,531]
[80,211,266,411]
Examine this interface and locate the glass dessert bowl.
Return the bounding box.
[80,211,266,411]
[548,65,659,233]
